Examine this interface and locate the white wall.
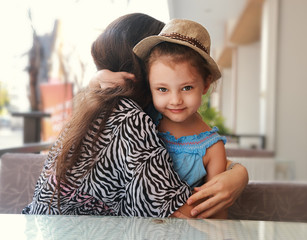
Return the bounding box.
[220,42,261,137]
[260,0,279,151]
[274,0,307,180]
[235,42,261,134]
[220,69,234,131]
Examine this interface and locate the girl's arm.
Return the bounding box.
[172,141,228,219]
[203,141,227,183]
[202,141,228,218]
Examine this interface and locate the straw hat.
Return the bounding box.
[133,19,221,81]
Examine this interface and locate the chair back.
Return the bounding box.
[228,181,307,222]
[0,153,46,213]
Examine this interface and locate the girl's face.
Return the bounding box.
[149,57,209,124]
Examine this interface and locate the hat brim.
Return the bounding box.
[133,35,221,81]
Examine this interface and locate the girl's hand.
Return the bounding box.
[89,69,135,89]
[187,162,248,218]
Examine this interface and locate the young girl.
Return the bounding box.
[133,19,228,217]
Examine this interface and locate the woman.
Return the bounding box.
[23,13,248,218]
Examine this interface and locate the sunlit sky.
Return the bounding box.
[0,0,169,111]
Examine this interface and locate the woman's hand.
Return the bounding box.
[89,69,135,89]
[187,161,248,218]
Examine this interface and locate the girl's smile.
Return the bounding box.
[168,108,186,113]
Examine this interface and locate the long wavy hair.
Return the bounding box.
[52,13,165,212]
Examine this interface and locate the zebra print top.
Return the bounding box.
[22,98,191,217]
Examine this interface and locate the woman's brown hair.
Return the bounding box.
[52,13,165,213]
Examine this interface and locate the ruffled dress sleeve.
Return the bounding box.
[158,127,227,188]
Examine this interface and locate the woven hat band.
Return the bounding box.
[160,32,209,54]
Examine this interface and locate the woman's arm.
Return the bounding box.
[89,70,135,89]
[185,160,248,218]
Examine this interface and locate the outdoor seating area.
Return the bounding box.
[1,0,307,238]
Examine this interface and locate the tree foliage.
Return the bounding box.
[0,84,10,116]
[198,94,231,135]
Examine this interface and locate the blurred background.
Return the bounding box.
[0,0,306,181]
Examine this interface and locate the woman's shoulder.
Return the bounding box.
[112,98,145,117]
[116,98,142,112]
[112,98,155,122]
[108,98,157,130]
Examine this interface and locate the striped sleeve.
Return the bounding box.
[116,100,192,217]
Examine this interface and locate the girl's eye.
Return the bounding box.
[182,86,193,91]
[158,88,168,92]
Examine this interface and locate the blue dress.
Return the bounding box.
[147,105,226,188]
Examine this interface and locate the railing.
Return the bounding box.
[225,148,274,158]
[11,111,51,144]
[0,142,53,157]
[224,134,266,149]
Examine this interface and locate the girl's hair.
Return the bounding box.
[52,13,165,213]
[146,42,213,86]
